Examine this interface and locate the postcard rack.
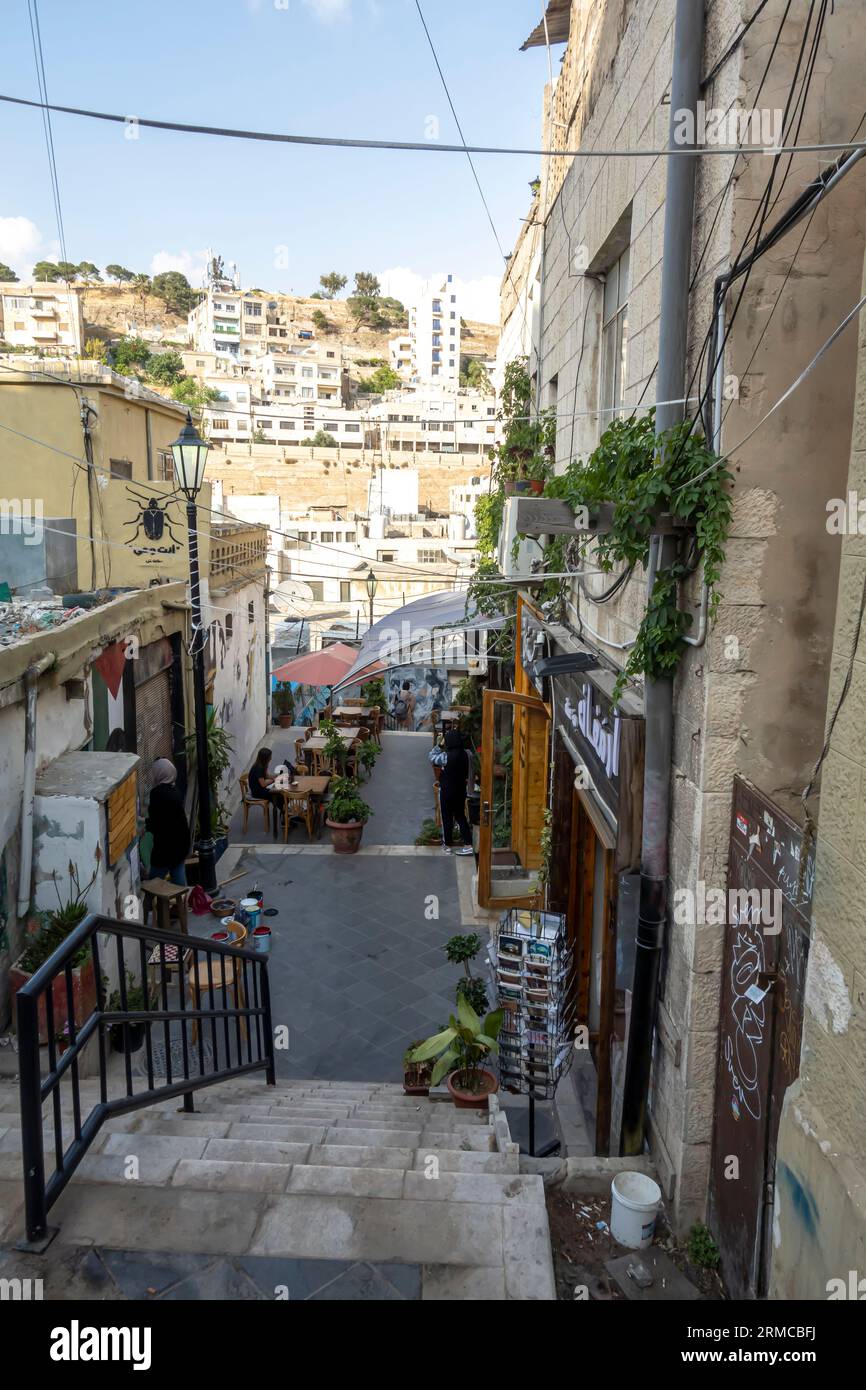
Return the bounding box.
[492,908,576,1105]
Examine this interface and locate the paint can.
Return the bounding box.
[239,898,262,931]
[252,925,271,954]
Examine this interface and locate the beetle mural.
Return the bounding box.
[122,486,184,562]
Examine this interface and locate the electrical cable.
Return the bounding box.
[26,0,66,265]
[0,91,862,158]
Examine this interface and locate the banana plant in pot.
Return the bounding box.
[409,995,503,1109]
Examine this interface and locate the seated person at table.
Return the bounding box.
[248,747,296,820]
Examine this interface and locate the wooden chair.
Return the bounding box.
[239,774,270,833]
[368,710,383,747]
[187,955,247,1044]
[281,790,316,842]
[141,878,189,935]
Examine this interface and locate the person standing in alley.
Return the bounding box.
[438,729,473,856]
[146,759,191,885]
[393,679,416,730]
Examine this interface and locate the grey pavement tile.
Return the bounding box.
[160,1259,265,1301]
[309,1261,415,1300]
[98,1249,211,1299]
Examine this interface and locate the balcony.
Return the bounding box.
[213,322,240,336]
[29,304,57,318]
[209,521,269,582]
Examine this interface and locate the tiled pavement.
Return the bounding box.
[216,732,468,1083]
[0,1244,424,1301]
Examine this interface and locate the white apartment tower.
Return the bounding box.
[409,274,461,384]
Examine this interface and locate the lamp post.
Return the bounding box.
[171,412,217,893]
[365,568,378,632]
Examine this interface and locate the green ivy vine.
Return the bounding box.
[544,411,732,697]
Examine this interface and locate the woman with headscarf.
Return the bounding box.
[438,729,473,856]
[145,759,191,885]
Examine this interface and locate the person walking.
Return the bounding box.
[146,759,191,885]
[392,679,416,730]
[437,729,473,856]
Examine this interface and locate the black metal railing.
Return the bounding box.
[16,912,275,1245]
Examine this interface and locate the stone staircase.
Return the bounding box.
[0,1077,555,1300]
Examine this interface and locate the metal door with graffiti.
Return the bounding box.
[708,777,814,1299]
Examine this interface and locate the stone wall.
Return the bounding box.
[771,256,866,1300]
[532,0,866,1228]
[207,444,486,517]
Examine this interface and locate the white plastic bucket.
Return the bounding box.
[610,1170,662,1248]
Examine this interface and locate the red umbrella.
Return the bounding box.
[271,641,361,687]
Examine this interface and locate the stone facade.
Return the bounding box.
[207,442,486,517]
[771,254,866,1300]
[517,0,866,1227]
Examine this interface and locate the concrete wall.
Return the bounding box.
[771,256,866,1300]
[0,373,210,590]
[208,576,269,809]
[526,0,866,1228]
[0,586,189,1023]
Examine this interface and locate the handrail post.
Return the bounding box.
[260,960,276,1086]
[16,989,53,1248]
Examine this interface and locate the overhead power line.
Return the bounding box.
[0,91,862,159]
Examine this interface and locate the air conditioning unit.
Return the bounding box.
[497,496,544,578]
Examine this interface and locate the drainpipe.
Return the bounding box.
[620,0,705,1156]
[17,657,53,920]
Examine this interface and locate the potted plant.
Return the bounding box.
[325,775,373,854]
[10,863,99,1045]
[185,708,234,860]
[106,971,148,1053]
[356,739,380,779]
[274,680,295,729]
[409,996,504,1109]
[361,677,388,714]
[446,933,489,1016]
[403,1041,433,1096]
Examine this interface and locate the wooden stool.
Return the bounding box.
[187,955,248,1043]
[141,878,189,935]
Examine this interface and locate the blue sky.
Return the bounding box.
[0,0,557,320]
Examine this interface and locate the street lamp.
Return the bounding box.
[365,568,378,631]
[171,412,216,892]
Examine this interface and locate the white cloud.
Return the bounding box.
[150,248,209,286]
[379,266,500,323]
[0,216,59,276]
[302,0,352,22]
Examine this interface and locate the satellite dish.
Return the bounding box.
[271,580,314,612]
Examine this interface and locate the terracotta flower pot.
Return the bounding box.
[446,1066,499,1110]
[278,713,294,728]
[529,479,545,495]
[11,952,97,1046]
[326,818,365,854]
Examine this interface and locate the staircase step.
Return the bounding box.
[226,1122,328,1144]
[250,1192,506,1267]
[306,1143,413,1169]
[286,1165,405,1200]
[172,1159,290,1193]
[203,1138,313,1165]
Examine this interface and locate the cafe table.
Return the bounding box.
[272,774,332,839]
[305,727,361,750]
[332,705,376,720]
